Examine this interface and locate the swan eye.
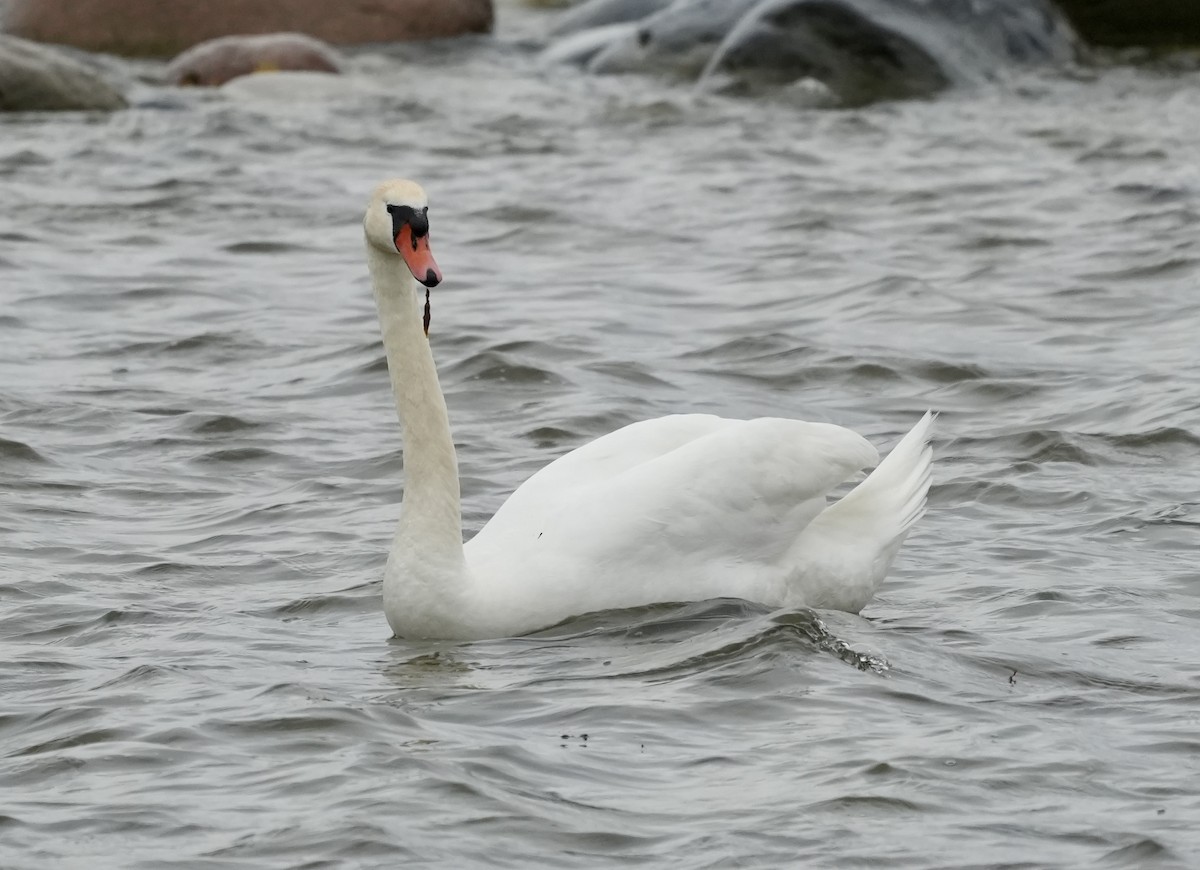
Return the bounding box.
[386,204,430,244]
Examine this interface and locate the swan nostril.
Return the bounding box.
[424,269,440,288]
[637,29,652,48]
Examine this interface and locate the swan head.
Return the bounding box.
[364,179,442,288]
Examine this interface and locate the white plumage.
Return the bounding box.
[363,179,934,640]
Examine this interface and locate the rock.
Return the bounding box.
[546,0,1080,104]
[704,0,951,103]
[550,0,674,36]
[0,34,126,111]
[702,0,1079,102]
[2,0,494,57]
[585,0,760,77]
[167,33,340,87]
[540,22,641,67]
[1052,0,1200,49]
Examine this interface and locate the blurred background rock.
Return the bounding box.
[1,0,493,56]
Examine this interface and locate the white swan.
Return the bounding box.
[365,179,933,640]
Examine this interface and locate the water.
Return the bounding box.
[2,5,1200,866]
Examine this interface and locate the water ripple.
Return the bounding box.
[1,22,1198,870]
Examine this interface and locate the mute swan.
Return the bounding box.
[365,179,933,640]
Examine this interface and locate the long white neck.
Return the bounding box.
[367,244,465,566]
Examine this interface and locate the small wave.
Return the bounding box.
[1112,182,1191,204]
[204,706,385,746]
[93,663,177,689]
[132,406,190,417]
[583,360,677,389]
[12,726,130,758]
[522,425,579,450]
[0,149,51,170]
[194,447,279,464]
[1109,427,1200,451]
[946,429,1097,466]
[466,204,567,225]
[913,359,991,382]
[445,350,569,385]
[807,794,927,813]
[1099,838,1175,867]
[223,241,306,254]
[960,234,1053,250]
[188,414,266,435]
[0,437,47,464]
[1083,256,1197,283]
[11,608,173,644]
[115,285,178,300]
[103,332,260,358]
[268,591,376,618]
[536,599,888,678]
[680,332,812,362]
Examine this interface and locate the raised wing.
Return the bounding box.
[466,415,879,607]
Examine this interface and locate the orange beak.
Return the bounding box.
[395,224,442,288]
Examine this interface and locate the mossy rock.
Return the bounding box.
[0,34,126,111]
[1054,0,1200,49]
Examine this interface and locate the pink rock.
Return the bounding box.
[3,0,494,57]
[167,33,340,87]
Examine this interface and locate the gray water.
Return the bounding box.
[2,5,1200,868]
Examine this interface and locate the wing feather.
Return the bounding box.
[466,416,879,602]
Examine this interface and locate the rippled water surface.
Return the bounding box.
[3,5,1200,868]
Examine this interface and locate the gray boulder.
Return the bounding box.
[544,0,1080,105]
[0,34,126,111]
[586,0,760,77]
[551,0,675,36]
[703,0,1078,103]
[1053,0,1200,49]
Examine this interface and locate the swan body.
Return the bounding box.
[365,179,934,640]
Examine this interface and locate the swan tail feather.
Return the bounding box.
[786,412,934,610]
[835,409,934,547]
